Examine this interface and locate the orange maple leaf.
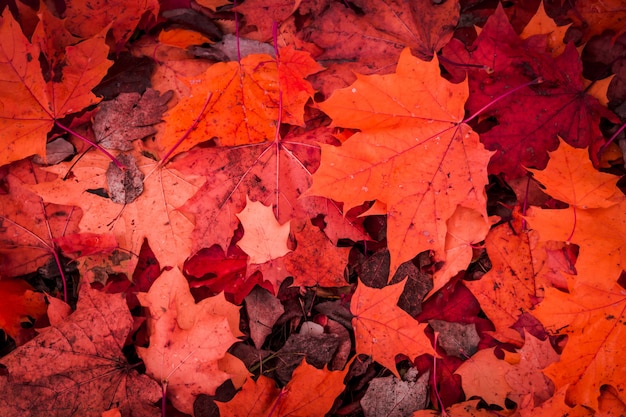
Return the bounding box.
[0,10,112,166]
[518,385,595,417]
[351,278,435,377]
[427,206,492,299]
[527,139,622,210]
[519,1,570,57]
[217,359,350,417]
[307,48,492,277]
[283,220,351,288]
[503,333,560,406]
[0,161,81,278]
[525,140,626,291]
[455,347,513,407]
[137,267,241,415]
[157,46,323,158]
[464,216,543,343]
[567,0,626,42]
[532,283,626,410]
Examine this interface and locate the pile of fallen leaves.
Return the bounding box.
[1,0,626,416]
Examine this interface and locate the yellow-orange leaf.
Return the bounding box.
[528,138,621,209]
[236,196,292,265]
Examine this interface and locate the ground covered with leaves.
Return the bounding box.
[1,0,626,416]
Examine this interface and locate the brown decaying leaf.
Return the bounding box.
[0,282,161,416]
[361,369,429,417]
[245,285,284,349]
[93,89,173,151]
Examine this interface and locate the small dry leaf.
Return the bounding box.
[106,153,144,204]
[430,320,480,359]
[360,368,429,417]
[245,286,284,348]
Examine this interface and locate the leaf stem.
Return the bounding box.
[521,173,531,231]
[432,332,449,417]
[437,53,491,72]
[54,120,125,169]
[273,20,283,219]
[234,0,241,63]
[598,120,626,156]
[462,78,543,125]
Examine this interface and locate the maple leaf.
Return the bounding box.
[428,206,492,299]
[0,10,113,166]
[527,138,622,209]
[528,200,626,292]
[183,244,264,305]
[455,347,513,407]
[518,386,595,417]
[236,196,292,265]
[156,46,323,158]
[533,283,626,410]
[361,368,429,416]
[503,333,559,406]
[464,216,544,343]
[525,140,626,291]
[0,280,46,345]
[412,399,494,417]
[442,5,618,179]
[307,48,492,276]
[137,267,241,415]
[27,150,205,273]
[217,359,350,416]
[283,221,351,288]
[351,278,435,378]
[0,283,161,416]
